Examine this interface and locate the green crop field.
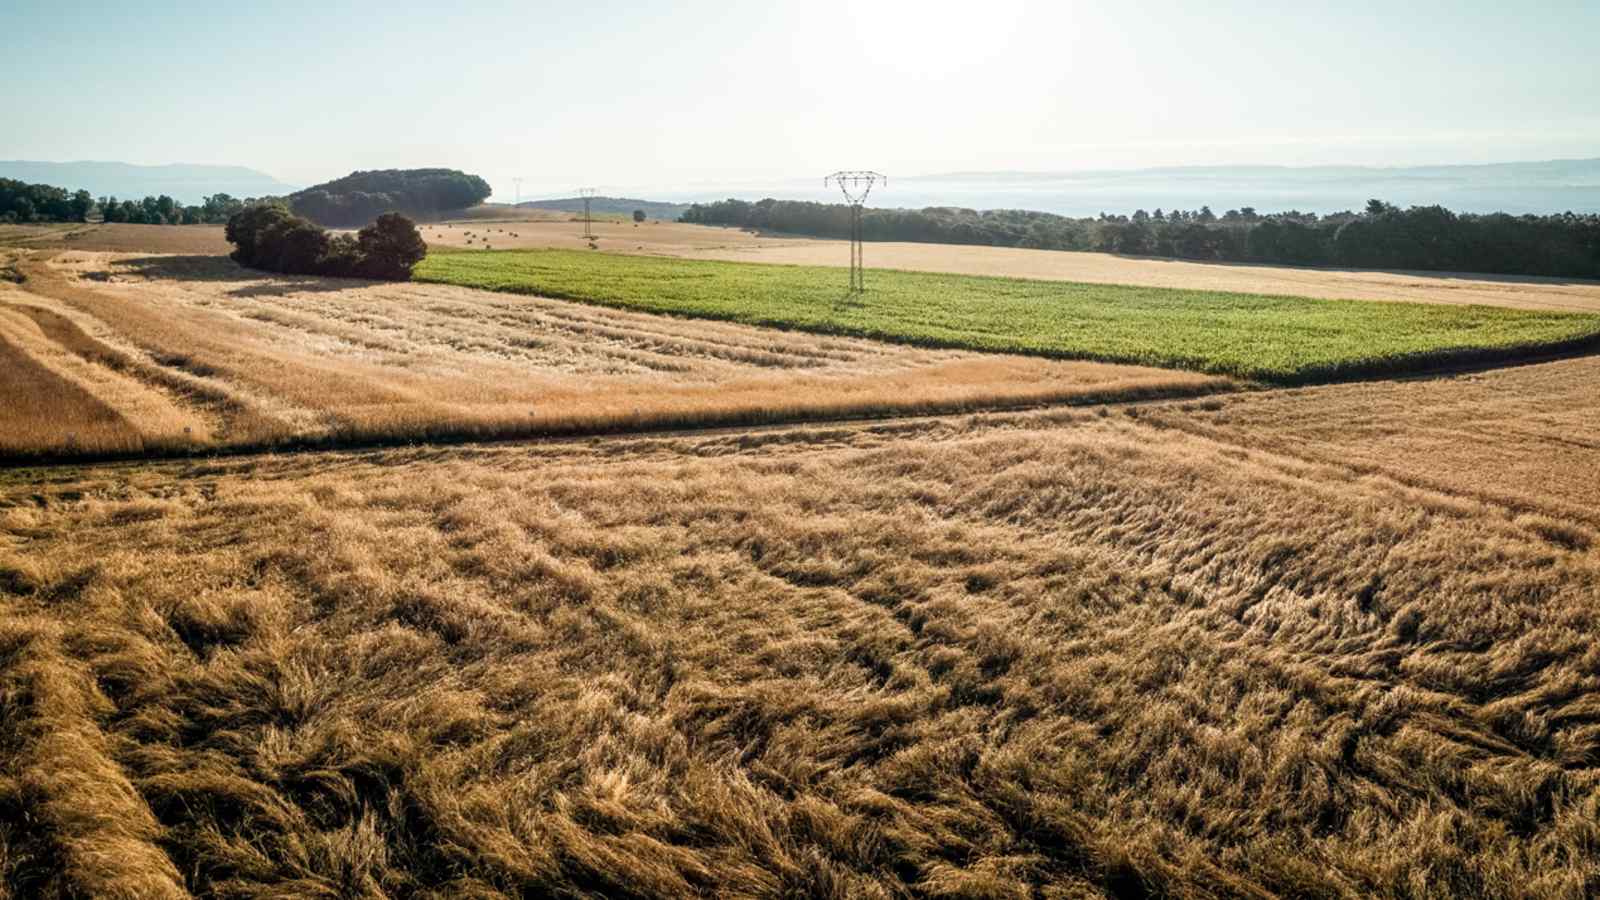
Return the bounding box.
[415,249,1600,382]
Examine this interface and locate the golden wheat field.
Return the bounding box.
[0,248,1225,459]
[4,220,1600,897]
[3,352,1600,897]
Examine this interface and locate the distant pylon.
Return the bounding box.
[577,187,599,239]
[824,171,886,293]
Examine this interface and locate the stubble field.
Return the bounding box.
[0,249,1223,460]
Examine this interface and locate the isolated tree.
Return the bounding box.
[356,212,427,280]
[633,209,646,224]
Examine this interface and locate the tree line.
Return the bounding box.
[4,166,492,230]
[289,168,491,227]
[681,198,1600,279]
[225,204,426,280]
[1,177,259,225]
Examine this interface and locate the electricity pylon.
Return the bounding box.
[577,187,599,239]
[824,171,886,293]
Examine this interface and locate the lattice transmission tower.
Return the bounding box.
[824,171,886,293]
[577,187,599,239]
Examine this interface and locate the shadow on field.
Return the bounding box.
[113,255,362,296]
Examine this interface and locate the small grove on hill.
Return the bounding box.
[1,177,253,225]
[682,197,1600,279]
[225,205,427,280]
[289,168,492,227]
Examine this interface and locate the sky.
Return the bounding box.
[5,0,1599,200]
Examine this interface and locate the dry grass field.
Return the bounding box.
[0,249,1225,459]
[0,223,232,256]
[3,354,1599,897]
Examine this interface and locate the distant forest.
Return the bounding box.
[683,198,1600,279]
[289,169,491,227]
[0,177,251,225]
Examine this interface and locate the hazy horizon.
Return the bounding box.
[6,1,1598,199]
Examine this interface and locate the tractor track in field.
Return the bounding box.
[8,324,1599,476]
[0,383,1235,474]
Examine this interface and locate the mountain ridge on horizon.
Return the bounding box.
[0,160,298,203]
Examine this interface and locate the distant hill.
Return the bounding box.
[0,161,296,204]
[518,197,690,221]
[290,168,492,227]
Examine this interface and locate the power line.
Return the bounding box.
[823,171,886,293]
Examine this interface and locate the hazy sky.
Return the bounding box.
[6,0,1598,198]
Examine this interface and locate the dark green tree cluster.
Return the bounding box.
[682,198,1600,279]
[682,198,1105,250]
[289,169,492,227]
[2,177,260,226]
[225,205,427,280]
[99,193,250,225]
[0,179,93,223]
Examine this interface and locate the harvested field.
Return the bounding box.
[0,223,232,255]
[0,250,1224,459]
[3,355,1599,897]
[421,218,1600,313]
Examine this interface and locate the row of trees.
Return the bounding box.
[225,205,426,280]
[99,192,251,225]
[681,198,1600,279]
[1,177,259,226]
[289,169,492,227]
[0,179,94,222]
